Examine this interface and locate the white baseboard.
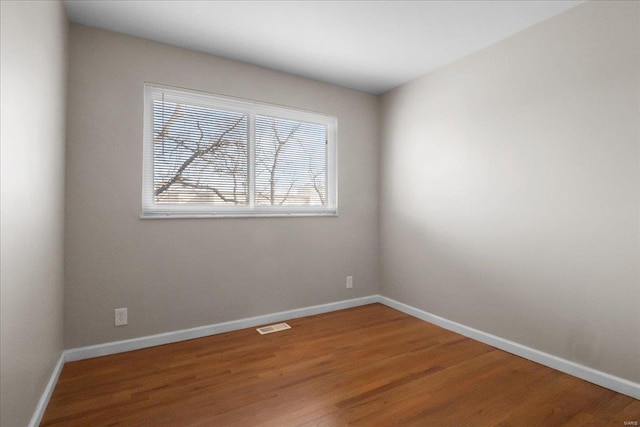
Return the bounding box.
[65,295,378,362]
[28,352,65,427]
[377,295,640,400]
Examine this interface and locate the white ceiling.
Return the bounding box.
[64,0,583,94]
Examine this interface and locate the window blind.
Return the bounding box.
[142,84,337,218]
[255,115,327,207]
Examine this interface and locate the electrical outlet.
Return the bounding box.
[346,276,353,289]
[115,308,127,326]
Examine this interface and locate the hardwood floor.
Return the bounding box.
[42,304,639,426]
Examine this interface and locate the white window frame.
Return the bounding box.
[142,83,338,218]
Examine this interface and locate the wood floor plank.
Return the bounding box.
[41,304,639,426]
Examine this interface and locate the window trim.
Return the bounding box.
[141,83,338,219]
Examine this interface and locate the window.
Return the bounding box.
[142,84,337,218]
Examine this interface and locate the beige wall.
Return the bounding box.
[0,1,67,425]
[65,24,380,348]
[381,1,640,383]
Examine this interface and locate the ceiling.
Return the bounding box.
[64,0,583,94]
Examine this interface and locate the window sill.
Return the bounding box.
[140,211,339,219]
